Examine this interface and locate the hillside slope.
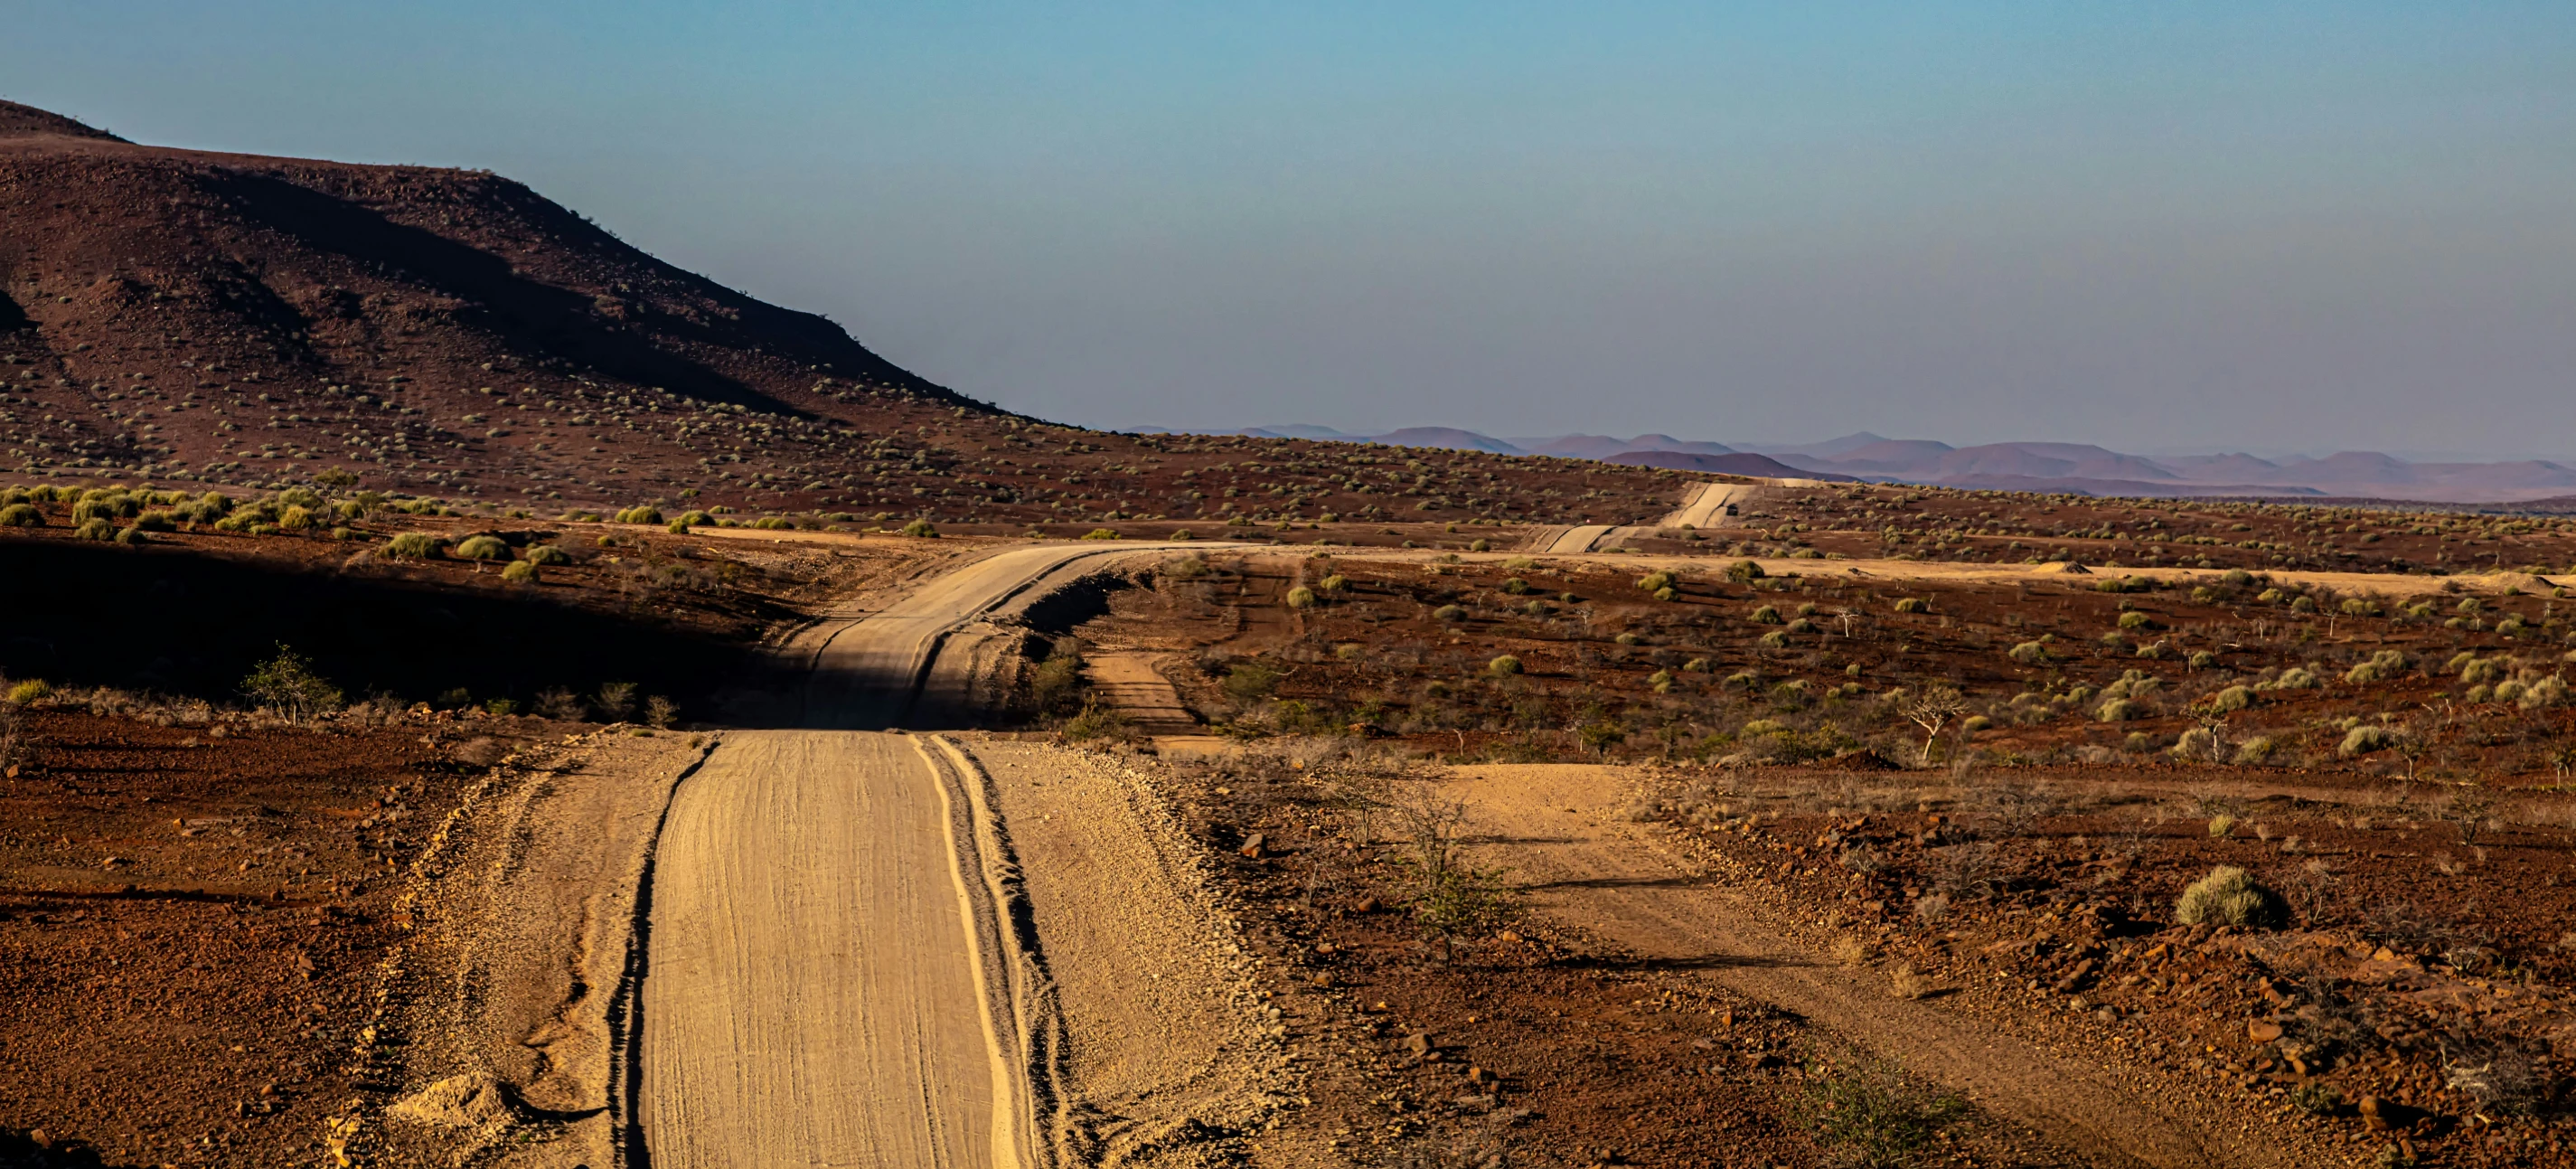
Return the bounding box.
[0,101,1688,525]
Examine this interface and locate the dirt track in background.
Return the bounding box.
[1437,763,2336,1169]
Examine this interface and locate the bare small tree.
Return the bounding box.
[2186,698,2232,765]
[1897,686,1970,767]
[1388,780,1518,962]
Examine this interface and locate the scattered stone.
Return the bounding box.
[1238,833,1266,859]
[2247,1020,2284,1042]
[1404,1032,1434,1057]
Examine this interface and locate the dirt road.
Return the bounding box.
[1441,764,2334,1169]
[635,542,1203,1168]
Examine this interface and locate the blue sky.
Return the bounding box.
[7,3,2573,456]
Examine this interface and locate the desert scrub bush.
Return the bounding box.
[2260,668,2320,691]
[899,518,939,538]
[1636,570,1675,594]
[2209,684,2254,712]
[2096,698,2143,722]
[241,644,342,722]
[1432,604,1465,622]
[112,523,149,546]
[615,505,664,525]
[1058,701,1133,743]
[2523,675,2568,709]
[1028,646,1088,714]
[1285,586,1319,608]
[1757,629,1789,649]
[535,687,588,721]
[526,544,573,566]
[383,532,442,560]
[0,504,39,528]
[73,517,113,541]
[644,695,680,729]
[1796,1061,1968,1169]
[2007,640,2050,665]
[1750,604,1784,625]
[1892,597,1929,613]
[594,682,638,721]
[2339,724,2398,757]
[1487,655,1522,676]
[1221,662,1282,704]
[6,679,53,705]
[2117,610,2152,630]
[2345,649,2408,684]
[2175,865,2288,929]
[455,534,511,561]
[278,504,315,532]
[1500,577,1530,595]
[677,509,711,527]
[1724,558,1765,581]
[2232,735,2277,764]
[1318,573,1349,592]
[500,560,540,584]
[1081,527,1120,540]
[1161,553,1209,580]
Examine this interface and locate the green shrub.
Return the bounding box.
[1751,605,1783,625]
[331,526,356,541]
[278,504,315,531]
[73,517,113,541]
[1319,574,1348,592]
[1757,630,1788,649]
[616,506,665,525]
[1059,702,1133,742]
[900,519,938,538]
[1286,586,1319,608]
[677,509,711,527]
[1222,662,1282,703]
[5,679,52,705]
[131,510,176,533]
[1468,538,1490,552]
[2096,698,2143,722]
[1893,597,1929,614]
[2338,724,2397,756]
[750,515,791,530]
[2175,866,2288,929]
[2210,684,2253,712]
[1797,1062,1968,1169]
[1501,577,1530,595]
[2523,676,2568,710]
[384,532,443,560]
[1082,527,1120,540]
[241,644,343,721]
[2117,610,2151,629]
[1487,655,1522,675]
[1168,528,1196,541]
[1725,559,1764,581]
[1432,603,1465,621]
[112,523,148,546]
[456,534,511,561]
[2007,641,2049,665]
[526,544,572,566]
[0,504,41,528]
[501,560,540,583]
[1636,570,1675,594]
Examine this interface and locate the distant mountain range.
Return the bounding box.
[1132,426,2576,504]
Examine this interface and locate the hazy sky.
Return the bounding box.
[9,3,2574,457]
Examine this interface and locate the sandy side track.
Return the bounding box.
[1440,764,2335,1169]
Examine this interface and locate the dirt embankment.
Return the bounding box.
[330,728,710,1169]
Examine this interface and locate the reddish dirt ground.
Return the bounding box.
[0,708,573,1167]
